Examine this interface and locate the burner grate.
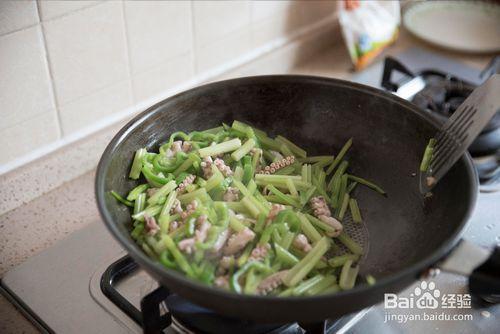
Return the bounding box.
[101,256,303,334]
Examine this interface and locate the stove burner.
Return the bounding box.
[164,294,298,334]
[411,74,474,118]
[101,256,341,334]
[381,57,500,188]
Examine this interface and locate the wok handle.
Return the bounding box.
[438,240,500,301]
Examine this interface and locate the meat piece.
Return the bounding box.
[248,243,270,262]
[309,196,343,236]
[214,158,233,177]
[310,196,331,217]
[166,140,191,157]
[177,174,196,194]
[211,229,230,254]
[318,215,343,237]
[223,227,255,255]
[194,215,211,243]
[256,270,289,295]
[171,140,182,154]
[168,220,179,233]
[180,200,198,220]
[182,141,192,153]
[217,255,234,275]
[200,156,214,178]
[170,199,183,215]
[146,188,158,198]
[266,204,285,224]
[144,214,160,236]
[178,215,211,254]
[293,233,312,252]
[214,276,229,289]
[223,187,239,202]
[178,238,195,254]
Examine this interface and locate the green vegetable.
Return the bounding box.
[231,138,256,161]
[328,254,359,267]
[347,174,385,196]
[230,261,272,294]
[110,191,133,207]
[117,121,384,297]
[326,138,352,175]
[339,260,359,290]
[283,237,330,287]
[349,198,362,223]
[420,138,437,172]
[199,138,242,157]
[127,184,150,201]
[129,148,146,179]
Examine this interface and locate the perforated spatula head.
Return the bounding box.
[420,74,500,194]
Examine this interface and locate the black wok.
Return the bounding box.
[96,75,494,324]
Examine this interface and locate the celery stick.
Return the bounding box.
[241,196,260,218]
[229,214,247,232]
[198,138,241,157]
[297,212,322,243]
[177,188,208,204]
[231,138,256,161]
[283,237,330,287]
[147,180,177,205]
[159,190,177,231]
[275,243,299,266]
[347,174,386,195]
[286,178,298,197]
[129,148,146,179]
[328,254,359,267]
[326,138,352,175]
[339,260,359,290]
[304,275,337,296]
[337,232,363,255]
[349,198,362,223]
[338,193,350,221]
[127,184,149,201]
[276,135,306,158]
[292,275,324,296]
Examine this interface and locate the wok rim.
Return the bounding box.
[95,75,478,307]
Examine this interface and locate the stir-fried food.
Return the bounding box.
[111,121,385,296]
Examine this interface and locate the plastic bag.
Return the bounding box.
[338,0,400,70]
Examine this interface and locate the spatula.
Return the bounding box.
[420,74,500,194]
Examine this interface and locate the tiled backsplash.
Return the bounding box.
[0,0,336,170]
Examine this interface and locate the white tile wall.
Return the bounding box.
[132,53,195,102]
[250,1,295,48]
[193,1,252,71]
[124,1,192,74]
[124,0,194,102]
[59,80,132,133]
[0,0,337,170]
[42,1,131,134]
[0,25,59,166]
[0,26,55,130]
[0,0,38,36]
[38,0,101,21]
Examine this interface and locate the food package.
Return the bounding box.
[338,0,400,70]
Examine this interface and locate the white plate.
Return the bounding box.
[403,1,500,53]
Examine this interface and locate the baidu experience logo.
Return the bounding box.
[383,281,473,323]
[414,281,440,309]
[385,281,441,309]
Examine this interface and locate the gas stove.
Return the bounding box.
[378,50,500,191]
[2,47,500,334]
